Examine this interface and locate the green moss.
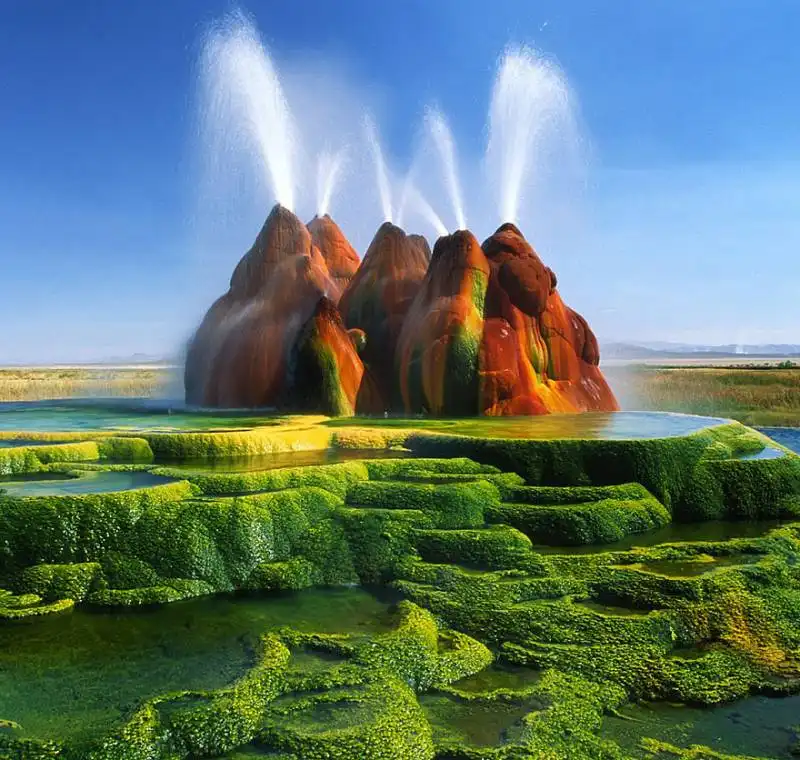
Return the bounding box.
[413,525,533,569]
[19,562,101,602]
[97,437,154,462]
[346,480,499,529]
[246,559,316,592]
[0,446,43,476]
[486,493,670,546]
[0,419,799,757]
[156,461,370,498]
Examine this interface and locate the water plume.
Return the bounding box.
[486,45,575,226]
[363,114,393,223]
[402,181,448,238]
[316,147,348,216]
[424,106,466,230]
[200,11,297,210]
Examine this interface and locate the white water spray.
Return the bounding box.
[486,45,575,225]
[402,181,448,238]
[201,12,297,210]
[424,106,466,230]
[363,114,393,223]
[316,147,348,216]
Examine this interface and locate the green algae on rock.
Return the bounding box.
[0,411,800,758]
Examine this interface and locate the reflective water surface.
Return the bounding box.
[0,588,394,744]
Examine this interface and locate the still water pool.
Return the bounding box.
[0,588,394,744]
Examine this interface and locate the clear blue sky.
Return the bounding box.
[1,0,799,363]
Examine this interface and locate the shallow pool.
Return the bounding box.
[603,694,800,758]
[0,401,733,441]
[758,427,800,455]
[0,470,175,497]
[532,520,785,555]
[0,588,394,744]
[329,411,730,440]
[164,447,414,472]
[0,399,283,433]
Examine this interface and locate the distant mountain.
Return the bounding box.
[97,353,176,365]
[602,342,800,360]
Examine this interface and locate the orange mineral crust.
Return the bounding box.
[185,209,617,416]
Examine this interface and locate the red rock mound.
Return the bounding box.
[479,223,618,414]
[185,210,617,417]
[396,230,490,415]
[307,214,361,294]
[338,222,430,411]
[184,204,363,413]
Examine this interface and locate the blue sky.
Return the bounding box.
[1,0,799,363]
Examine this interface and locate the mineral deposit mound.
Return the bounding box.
[185,205,618,417]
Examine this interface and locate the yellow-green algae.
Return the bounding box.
[0,412,800,758]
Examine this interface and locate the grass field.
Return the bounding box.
[1,364,799,427]
[605,365,800,427]
[0,367,175,402]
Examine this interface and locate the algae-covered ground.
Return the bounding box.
[2,409,800,759]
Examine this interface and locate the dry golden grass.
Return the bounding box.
[0,368,174,402]
[605,365,800,426]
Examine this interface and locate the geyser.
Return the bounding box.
[200,12,297,211]
[316,148,348,217]
[486,45,576,226]
[187,14,616,417]
[425,106,466,231]
[363,114,394,223]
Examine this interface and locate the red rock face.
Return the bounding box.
[184,204,361,413]
[185,210,617,417]
[307,214,361,295]
[479,223,618,414]
[338,222,430,412]
[287,297,364,415]
[396,230,490,415]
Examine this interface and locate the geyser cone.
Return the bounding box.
[307,214,360,294]
[477,222,618,415]
[184,202,359,410]
[287,296,365,416]
[230,204,316,299]
[397,230,490,415]
[482,222,552,318]
[407,234,432,264]
[339,222,430,411]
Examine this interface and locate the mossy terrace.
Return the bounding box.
[2,412,800,759]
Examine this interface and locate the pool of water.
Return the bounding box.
[0,439,72,448]
[449,663,542,694]
[165,448,414,473]
[0,588,394,745]
[0,399,284,433]
[420,693,537,747]
[632,554,757,578]
[758,427,800,455]
[0,470,175,497]
[575,600,654,617]
[328,411,729,440]
[738,446,787,460]
[532,520,785,555]
[602,695,800,758]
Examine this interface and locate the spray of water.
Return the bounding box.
[363,114,394,223]
[316,147,348,216]
[200,12,297,210]
[486,45,575,226]
[424,106,466,230]
[402,181,448,238]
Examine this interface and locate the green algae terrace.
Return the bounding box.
[1,406,800,758]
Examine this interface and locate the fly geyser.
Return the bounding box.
[184,209,617,416]
[186,14,618,416]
